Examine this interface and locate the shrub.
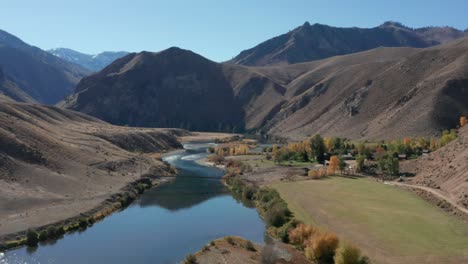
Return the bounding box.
[78,218,88,229]
[289,223,317,247]
[308,168,327,179]
[207,154,226,165]
[56,226,65,236]
[183,254,197,264]
[277,219,300,243]
[38,230,48,241]
[242,185,256,200]
[334,243,370,264]
[244,240,256,251]
[46,226,58,239]
[225,236,235,245]
[88,217,96,225]
[305,231,339,264]
[26,229,39,247]
[265,202,291,227]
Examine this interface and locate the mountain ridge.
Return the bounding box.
[63,37,468,140]
[48,48,129,71]
[229,21,467,66]
[0,29,90,104]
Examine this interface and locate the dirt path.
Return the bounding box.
[384,182,468,215]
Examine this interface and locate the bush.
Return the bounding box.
[78,218,88,229]
[207,154,226,165]
[289,223,317,247]
[244,240,256,251]
[334,243,370,264]
[225,236,235,245]
[38,230,48,241]
[46,226,58,239]
[183,254,197,264]
[305,231,339,264]
[56,226,65,236]
[242,185,256,200]
[26,229,39,247]
[277,219,300,243]
[265,202,291,227]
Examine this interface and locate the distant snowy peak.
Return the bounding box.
[48,48,129,72]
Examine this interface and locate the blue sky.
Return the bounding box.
[1,0,467,62]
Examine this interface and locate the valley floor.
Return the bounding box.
[230,153,468,264]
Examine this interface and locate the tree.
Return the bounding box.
[355,155,365,173]
[310,135,326,164]
[460,116,468,127]
[305,231,339,264]
[272,145,282,164]
[334,243,370,264]
[440,129,457,147]
[324,137,334,152]
[327,155,340,175]
[26,229,39,247]
[338,156,346,173]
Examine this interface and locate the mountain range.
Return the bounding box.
[229,21,467,66]
[62,36,468,140]
[48,48,129,72]
[0,30,90,104]
[1,21,467,141]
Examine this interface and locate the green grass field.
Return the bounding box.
[272,177,468,264]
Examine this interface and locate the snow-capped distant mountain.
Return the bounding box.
[48,48,129,72]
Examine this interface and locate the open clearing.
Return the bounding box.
[272,177,468,264]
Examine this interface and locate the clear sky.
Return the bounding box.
[1,0,467,62]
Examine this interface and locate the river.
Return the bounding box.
[1,142,266,264]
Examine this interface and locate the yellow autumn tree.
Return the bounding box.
[403,137,412,146]
[461,116,468,127]
[289,223,317,247]
[324,137,334,152]
[327,155,340,175]
[305,231,339,263]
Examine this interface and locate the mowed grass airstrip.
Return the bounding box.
[272,177,468,264]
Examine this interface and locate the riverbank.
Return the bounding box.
[0,159,177,251]
[0,131,236,252]
[191,236,309,264]
[205,152,468,264]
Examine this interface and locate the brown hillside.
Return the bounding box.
[63,38,468,140]
[263,37,468,139]
[402,126,468,209]
[0,102,183,236]
[0,30,90,104]
[229,21,467,66]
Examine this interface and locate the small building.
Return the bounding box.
[398,154,407,160]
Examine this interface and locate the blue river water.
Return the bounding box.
[2,142,265,264]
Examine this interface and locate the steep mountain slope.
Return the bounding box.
[263,37,468,139]
[63,48,248,132]
[0,30,90,104]
[0,101,183,236]
[63,38,468,140]
[229,21,467,66]
[48,48,129,71]
[402,126,468,209]
[0,66,36,103]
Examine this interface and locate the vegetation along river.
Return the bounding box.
[2,142,266,264]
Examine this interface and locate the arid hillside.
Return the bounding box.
[261,37,468,139]
[229,21,467,66]
[402,125,468,209]
[0,101,184,237]
[0,29,90,104]
[63,37,468,140]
